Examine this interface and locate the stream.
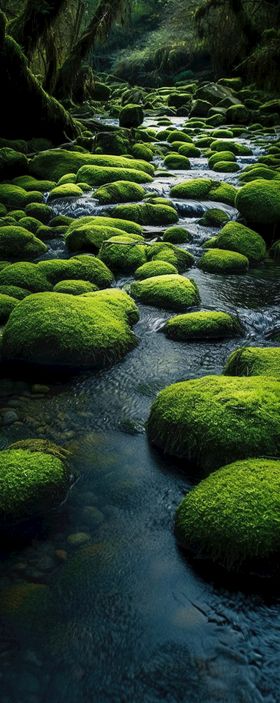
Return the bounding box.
[0,116,280,703]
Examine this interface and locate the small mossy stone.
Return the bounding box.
[99,235,147,273]
[130,274,200,311]
[112,203,178,226]
[48,184,83,201]
[208,151,236,168]
[175,458,280,573]
[236,179,280,226]
[213,161,240,173]
[164,154,191,170]
[0,285,30,300]
[119,104,144,128]
[0,184,28,209]
[0,226,47,260]
[224,346,280,377]
[215,222,266,262]
[95,181,145,204]
[38,255,113,288]
[25,203,52,224]
[147,242,194,272]
[164,311,242,340]
[208,182,238,206]
[171,178,212,199]
[163,226,192,243]
[199,209,230,227]
[178,144,201,158]
[147,375,280,471]
[18,216,41,234]
[0,293,19,323]
[53,280,98,295]
[66,215,143,237]
[77,165,152,187]
[0,262,52,292]
[134,261,178,279]
[13,176,56,192]
[0,149,28,179]
[198,248,249,274]
[65,223,129,254]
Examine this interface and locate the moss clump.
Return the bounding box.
[147,242,194,271]
[38,255,113,288]
[224,346,280,377]
[164,154,191,170]
[25,203,52,224]
[18,217,41,233]
[235,179,280,226]
[0,226,47,260]
[112,203,178,226]
[170,178,212,199]
[95,181,145,204]
[208,182,238,206]
[0,184,28,209]
[175,459,280,573]
[65,223,128,254]
[76,165,152,186]
[30,150,153,181]
[208,151,236,168]
[211,140,252,156]
[270,240,280,261]
[2,291,138,369]
[0,262,52,292]
[119,104,144,128]
[66,215,142,237]
[48,184,83,201]
[82,288,139,326]
[131,143,153,161]
[215,222,266,263]
[213,161,240,173]
[199,209,230,227]
[0,285,30,300]
[239,166,278,184]
[147,375,280,471]
[0,293,19,323]
[178,144,201,158]
[167,131,193,143]
[134,260,178,279]
[0,446,71,523]
[6,210,25,221]
[130,274,200,311]
[164,311,242,341]
[0,148,28,179]
[99,235,147,273]
[199,248,249,274]
[53,280,98,295]
[163,226,191,243]
[13,176,56,192]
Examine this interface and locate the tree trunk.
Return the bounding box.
[9,0,67,61]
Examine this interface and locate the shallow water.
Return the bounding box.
[0,117,280,703]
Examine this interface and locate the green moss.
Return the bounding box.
[147,375,280,471]
[48,184,83,201]
[25,191,44,204]
[208,182,238,205]
[131,143,153,161]
[170,178,213,199]
[30,150,153,181]
[25,203,52,224]
[0,148,28,179]
[147,242,194,271]
[199,209,230,227]
[53,279,98,295]
[0,285,30,300]
[208,151,236,168]
[57,173,77,185]
[130,274,200,311]
[178,143,201,158]
[50,215,73,227]
[164,154,191,170]
[163,226,192,243]
[119,104,144,128]
[13,176,56,192]
[213,161,240,173]
[18,216,41,233]
[81,288,139,326]
[38,255,113,288]
[211,140,252,156]
[76,165,152,186]
[66,215,142,237]
[198,248,249,274]
[99,235,147,273]
[0,184,28,209]
[65,223,129,254]
[0,293,19,323]
[112,203,178,226]
[224,346,280,377]
[226,104,249,124]
[215,222,266,262]
[176,458,280,573]
[164,311,242,340]
[239,166,278,184]
[2,291,138,369]
[167,131,193,144]
[270,240,280,261]
[7,210,25,221]
[134,260,178,279]
[95,181,145,204]
[0,226,47,260]
[203,236,218,248]
[235,179,280,226]
[0,204,7,217]
[0,262,52,292]
[0,446,71,523]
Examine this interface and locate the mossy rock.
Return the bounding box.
[178,144,201,158]
[167,131,193,144]
[50,215,74,227]
[224,346,280,377]
[13,176,56,192]
[81,288,139,326]
[215,222,266,263]
[199,208,230,227]
[18,216,42,233]
[95,180,145,205]
[29,150,152,181]
[175,458,280,573]
[130,274,200,311]
[208,151,236,168]
[236,179,280,226]
[0,184,28,209]
[112,203,178,226]
[226,104,249,124]
[0,444,71,524]
[164,311,242,341]
[0,204,7,217]
[25,203,52,224]
[119,104,144,128]
[163,226,191,243]
[211,140,252,156]
[0,285,30,300]
[0,262,52,292]
[65,223,129,254]
[171,178,212,199]
[0,226,47,260]
[270,240,280,261]
[213,161,240,173]
[134,260,178,279]
[239,166,278,184]
[38,255,113,288]
[99,235,147,273]
[199,248,249,274]
[208,182,238,206]
[0,148,28,179]
[2,290,138,369]
[147,241,194,271]
[131,143,153,161]
[164,154,191,170]
[66,215,142,237]
[77,165,152,186]
[0,293,19,323]
[53,280,98,295]
[48,184,83,201]
[93,82,111,101]
[147,375,280,471]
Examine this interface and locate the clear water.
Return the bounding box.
[0,119,280,703]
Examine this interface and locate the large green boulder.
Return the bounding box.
[0,148,28,179]
[215,222,266,262]
[29,150,153,181]
[164,311,242,340]
[119,104,144,128]
[198,248,249,274]
[147,375,280,472]
[112,203,178,226]
[171,178,212,199]
[76,165,152,186]
[99,234,147,273]
[38,255,113,288]
[0,293,19,323]
[95,181,145,204]
[224,346,280,377]
[2,290,138,369]
[147,242,194,271]
[0,226,47,260]
[235,179,280,226]
[0,262,52,292]
[175,459,280,573]
[65,223,128,254]
[130,274,200,311]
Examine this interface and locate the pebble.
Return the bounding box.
[67,532,91,547]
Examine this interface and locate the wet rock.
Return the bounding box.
[67,532,91,547]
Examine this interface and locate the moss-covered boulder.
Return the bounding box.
[147,375,280,471]
[235,179,280,226]
[171,178,212,199]
[66,215,142,237]
[48,184,83,201]
[81,288,139,326]
[0,262,52,292]
[112,203,178,226]
[147,242,194,271]
[0,443,71,524]
[30,150,153,181]
[119,104,144,128]
[163,226,192,243]
[215,222,266,263]
[164,154,191,170]
[175,458,280,572]
[198,248,249,274]
[99,235,147,273]
[53,280,98,295]
[178,144,201,158]
[0,293,19,323]
[65,223,128,254]
[2,290,138,369]
[25,203,52,224]
[0,184,28,209]
[224,346,280,377]
[13,175,56,192]
[199,208,230,227]
[0,285,30,300]
[164,311,242,341]
[0,226,47,260]
[134,260,178,279]
[0,148,28,179]
[211,140,252,156]
[208,151,236,168]
[212,161,240,173]
[76,165,152,186]
[38,255,113,288]
[95,181,145,204]
[18,216,41,234]
[130,274,200,311]
[208,182,238,206]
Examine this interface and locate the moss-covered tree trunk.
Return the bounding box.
[9,0,67,60]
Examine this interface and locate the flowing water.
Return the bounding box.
[0,117,280,703]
